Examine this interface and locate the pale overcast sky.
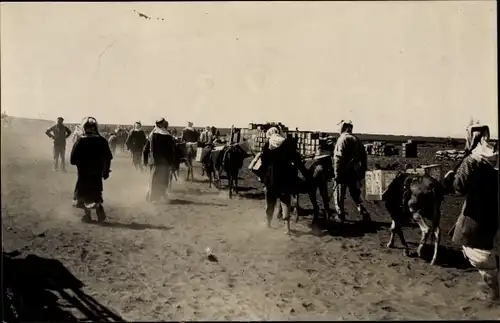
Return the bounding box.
[1,1,497,137]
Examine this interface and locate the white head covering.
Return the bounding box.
[80,116,99,136]
[465,124,497,167]
[266,127,285,150]
[465,124,489,152]
[266,127,280,139]
[148,118,170,140]
[338,120,353,133]
[133,121,142,131]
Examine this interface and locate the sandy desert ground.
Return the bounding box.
[2,120,500,321]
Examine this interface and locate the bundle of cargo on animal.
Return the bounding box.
[435,149,466,161]
[370,141,399,156]
[318,136,336,155]
[241,122,289,153]
[366,163,444,201]
[248,149,335,222]
[287,131,322,156]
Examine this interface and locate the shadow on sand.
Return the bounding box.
[88,220,173,231]
[187,178,209,184]
[237,191,266,200]
[2,251,125,322]
[409,243,473,270]
[289,206,389,239]
[167,198,226,206]
[171,187,221,196]
[294,217,391,239]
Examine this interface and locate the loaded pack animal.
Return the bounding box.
[169,138,197,188]
[380,163,447,266]
[250,135,336,223]
[290,154,335,223]
[202,140,254,198]
[290,136,338,222]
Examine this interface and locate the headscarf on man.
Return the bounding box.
[81,117,99,136]
[338,120,353,134]
[133,122,142,131]
[266,126,285,150]
[466,124,498,168]
[185,121,194,131]
[149,118,170,140]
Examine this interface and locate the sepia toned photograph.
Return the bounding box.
[1,1,498,321]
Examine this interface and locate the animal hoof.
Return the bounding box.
[430,260,436,266]
[386,242,395,249]
[403,249,410,257]
[417,246,424,258]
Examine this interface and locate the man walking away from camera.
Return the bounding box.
[333,120,371,222]
[45,117,72,172]
[260,127,312,234]
[70,117,112,222]
[126,121,147,171]
[143,118,177,203]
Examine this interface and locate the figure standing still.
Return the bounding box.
[143,118,177,203]
[332,120,371,222]
[126,122,148,171]
[70,117,112,222]
[45,117,72,172]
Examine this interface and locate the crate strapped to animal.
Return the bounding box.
[248,152,263,177]
[365,164,444,201]
[195,147,204,162]
[405,164,444,182]
[365,170,400,201]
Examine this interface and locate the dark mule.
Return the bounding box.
[203,141,254,198]
[169,140,197,190]
[288,156,335,223]
[383,171,446,265]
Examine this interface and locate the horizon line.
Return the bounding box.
[6,115,498,141]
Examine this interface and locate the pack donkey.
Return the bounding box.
[381,164,446,266]
[169,139,197,190]
[203,140,254,198]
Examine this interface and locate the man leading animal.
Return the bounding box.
[332,120,371,222]
[444,124,499,302]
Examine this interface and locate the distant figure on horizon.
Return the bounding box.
[181,122,199,144]
[200,126,214,146]
[45,117,72,172]
[108,133,118,156]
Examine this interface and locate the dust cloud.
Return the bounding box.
[1,118,160,226]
